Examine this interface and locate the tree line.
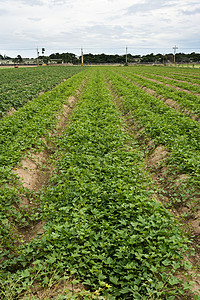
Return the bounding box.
[1,52,200,65]
[43,52,200,64]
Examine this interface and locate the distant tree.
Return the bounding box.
[154,53,163,63]
[13,55,23,63]
[4,55,11,60]
[83,53,139,64]
[17,55,22,62]
[140,53,156,63]
[38,55,50,64]
[175,53,188,63]
[49,53,60,59]
[165,53,173,63]
[84,53,95,64]
[41,51,200,65]
[189,52,200,62]
[49,52,78,64]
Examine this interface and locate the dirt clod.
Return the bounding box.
[13,152,47,190]
[148,145,168,165]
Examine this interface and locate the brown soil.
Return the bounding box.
[142,86,157,97]
[146,146,200,238]
[11,151,49,245]
[56,96,76,133]
[56,104,70,130]
[24,278,84,299]
[13,93,79,192]
[5,107,17,117]
[165,98,181,110]
[20,221,46,244]
[148,145,168,165]
[13,152,48,191]
[68,95,76,106]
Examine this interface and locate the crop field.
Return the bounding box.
[0,65,200,299]
[0,66,84,117]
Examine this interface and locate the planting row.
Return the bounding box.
[130,65,200,84]
[0,70,88,168]
[116,67,200,118]
[105,68,200,209]
[141,72,200,94]
[0,69,89,288]
[0,66,85,117]
[1,68,193,299]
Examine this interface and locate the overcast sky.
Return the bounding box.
[0,0,200,58]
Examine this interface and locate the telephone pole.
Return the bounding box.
[173,45,178,65]
[36,47,39,66]
[81,48,83,66]
[125,46,128,64]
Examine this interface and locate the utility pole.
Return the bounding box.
[36,47,39,66]
[81,48,83,66]
[125,46,128,65]
[173,45,178,65]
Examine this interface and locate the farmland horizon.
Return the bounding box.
[1,51,200,66]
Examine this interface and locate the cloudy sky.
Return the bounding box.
[0,0,200,58]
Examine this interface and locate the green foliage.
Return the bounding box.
[0,70,87,168]
[117,66,200,117]
[105,67,200,181]
[0,66,86,117]
[0,67,197,299]
[0,68,89,281]
[1,68,192,299]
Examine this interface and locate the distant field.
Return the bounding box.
[0,65,85,117]
[176,63,200,68]
[0,65,199,299]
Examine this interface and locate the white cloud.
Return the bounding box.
[0,0,200,57]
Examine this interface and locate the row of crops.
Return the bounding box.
[0,66,199,298]
[104,67,200,242]
[114,66,200,118]
[127,65,200,83]
[0,66,85,117]
[0,68,88,298]
[105,67,200,174]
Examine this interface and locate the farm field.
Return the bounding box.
[0,65,200,299]
[0,65,85,117]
